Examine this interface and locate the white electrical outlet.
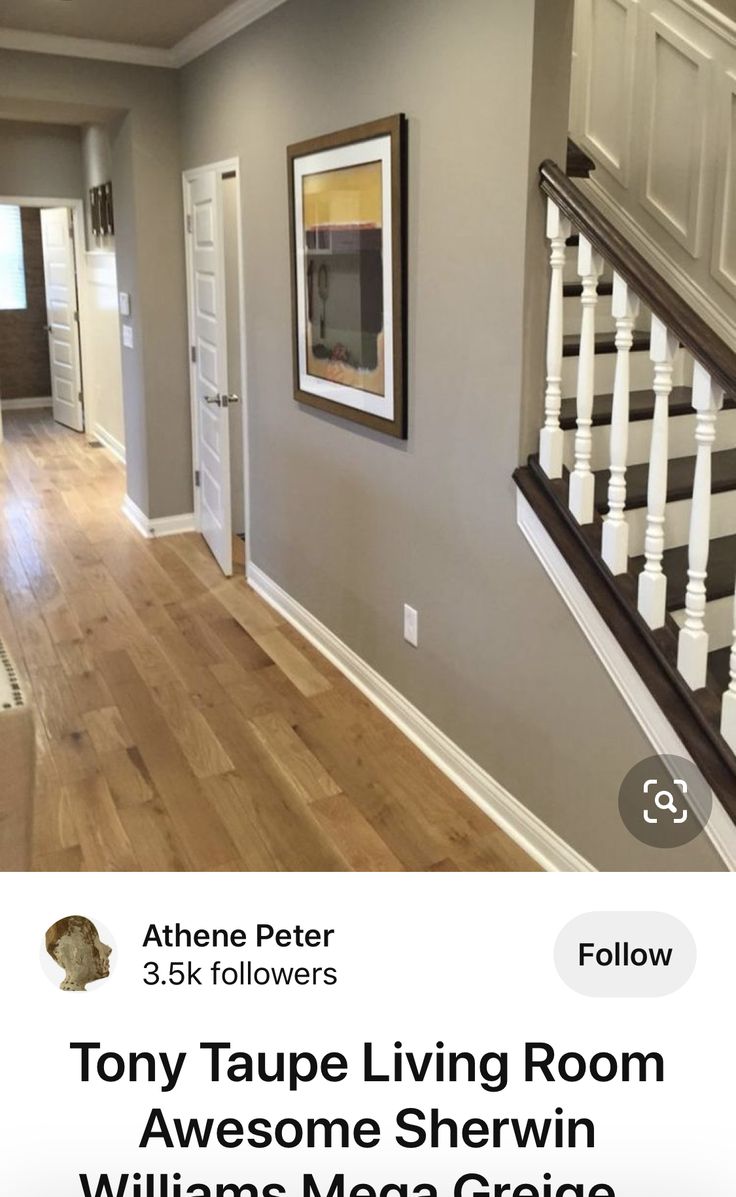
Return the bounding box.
[403,604,419,647]
[122,324,134,350]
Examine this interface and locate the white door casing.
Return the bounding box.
[186,170,233,577]
[40,207,84,433]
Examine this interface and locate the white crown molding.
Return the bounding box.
[172,0,290,66]
[517,491,736,872]
[247,561,594,873]
[122,495,195,538]
[0,26,173,68]
[0,0,290,69]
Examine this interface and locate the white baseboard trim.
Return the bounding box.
[583,176,736,350]
[92,423,126,465]
[246,562,594,873]
[122,495,196,540]
[1,396,52,410]
[517,491,736,871]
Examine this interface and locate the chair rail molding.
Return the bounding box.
[246,562,595,874]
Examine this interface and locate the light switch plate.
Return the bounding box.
[119,292,131,317]
[403,604,419,647]
[122,324,134,350]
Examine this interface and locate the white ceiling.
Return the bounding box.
[0,0,237,49]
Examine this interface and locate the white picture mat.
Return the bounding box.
[294,135,394,421]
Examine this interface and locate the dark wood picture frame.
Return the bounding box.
[90,182,115,237]
[287,113,408,439]
[89,186,101,236]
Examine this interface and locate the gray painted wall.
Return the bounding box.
[179,0,722,870]
[0,51,191,521]
[0,120,83,198]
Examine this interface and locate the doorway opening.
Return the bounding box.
[0,200,83,439]
[183,160,248,579]
[0,196,124,460]
[0,196,125,462]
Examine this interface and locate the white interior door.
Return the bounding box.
[40,207,84,432]
[187,171,233,577]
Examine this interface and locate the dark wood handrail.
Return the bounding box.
[540,158,736,397]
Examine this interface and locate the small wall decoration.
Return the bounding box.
[288,114,408,438]
[89,181,114,237]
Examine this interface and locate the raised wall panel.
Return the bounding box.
[569,0,587,134]
[580,0,638,183]
[711,72,736,298]
[641,15,712,256]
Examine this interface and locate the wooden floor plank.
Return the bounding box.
[0,410,536,872]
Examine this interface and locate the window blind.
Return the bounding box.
[0,206,27,311]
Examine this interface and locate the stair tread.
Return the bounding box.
[562,330,651,357]
[563,281,614,298]
[593,446,736,512]
[631,532,736,612]
[559,386,702,430]
[709,646,731,692]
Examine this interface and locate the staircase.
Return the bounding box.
[515,155,736,825]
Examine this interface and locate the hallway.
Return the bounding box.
[0,411,536,872]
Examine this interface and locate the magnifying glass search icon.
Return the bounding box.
[654,790,678,814]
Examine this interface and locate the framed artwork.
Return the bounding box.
[288,114,408,438]
[89,186,101,236]
[89,183,115,237]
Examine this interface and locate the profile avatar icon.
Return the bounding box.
[45,915,112,991]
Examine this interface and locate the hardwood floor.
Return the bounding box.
[0,410,537,872]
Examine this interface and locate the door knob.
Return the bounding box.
[221,394,240,407]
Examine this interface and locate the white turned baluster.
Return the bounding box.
[601,274,640,575]
[637,317,678,630]
[539,200,571,479]
[568,236,603,524]
[720,588,736,750]
[677,363,725,690]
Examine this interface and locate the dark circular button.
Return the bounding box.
[619,754,712,848]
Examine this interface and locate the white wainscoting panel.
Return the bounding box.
[711,71,736,297]
[571,0,736,341]
[641,14,712,256]
[579,0,639,184]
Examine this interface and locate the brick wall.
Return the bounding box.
[0,208,51,401]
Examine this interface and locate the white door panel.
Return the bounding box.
[40,207,84,432]
[187,171,233,577]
